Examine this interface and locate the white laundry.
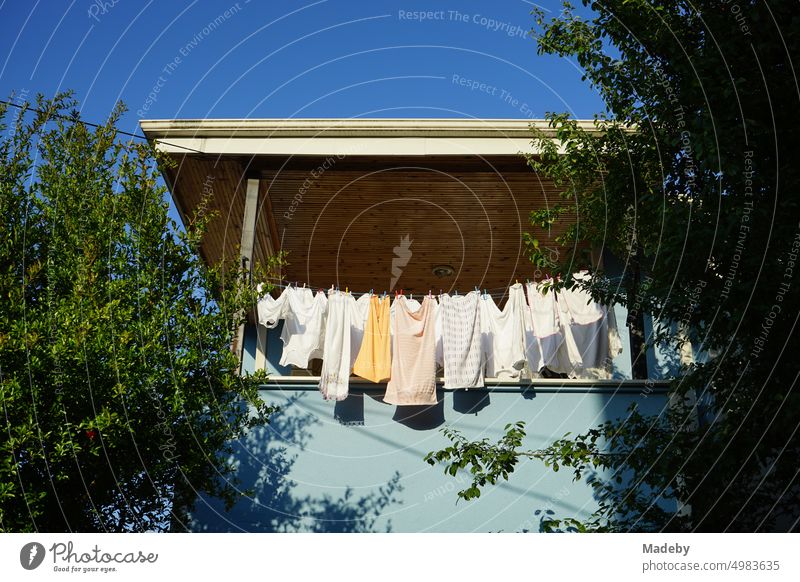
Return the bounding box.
[439,292,484,389]
[256,286,327,369]
[318,291,360,401]
[555,272,623,379]
[256,283,288,327]
[524,281,578,375]
[480,284,527,379]
[350,293,371,364]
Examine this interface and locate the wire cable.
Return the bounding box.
[0,99,205,154]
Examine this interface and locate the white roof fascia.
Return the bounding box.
[138,118,596,156]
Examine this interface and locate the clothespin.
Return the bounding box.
[484,288,488,299]
[370,288,374,296]
[410,293,413,301]
[345,287,349,295]
[455,289,459,296]
[302,282,306,288]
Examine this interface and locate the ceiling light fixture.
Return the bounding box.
[431,264,455,278]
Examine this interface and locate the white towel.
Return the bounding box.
[439,292,484,389]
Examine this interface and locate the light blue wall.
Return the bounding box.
[203,304,675,533]
[264,321,292,376]
[188,383,669,532]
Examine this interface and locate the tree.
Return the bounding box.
[428,0,800,531]
[0,93,282,531]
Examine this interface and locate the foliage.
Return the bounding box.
[429,0,800,531]
[427,404,699,533]
[0,93,282,531]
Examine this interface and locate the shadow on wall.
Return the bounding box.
[525,401,676,533]
[187,392,403,532]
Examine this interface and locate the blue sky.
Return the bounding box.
[1,0,604,137]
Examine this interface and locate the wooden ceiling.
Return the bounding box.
[164,154,588,295]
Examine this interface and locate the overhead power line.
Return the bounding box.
[0,99,205,154]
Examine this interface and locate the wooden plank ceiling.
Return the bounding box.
[165,155,588,295]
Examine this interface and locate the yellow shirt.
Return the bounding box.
[353,295,391,382]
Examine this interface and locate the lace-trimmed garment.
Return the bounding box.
[384,296,438,406]
[439,292,484,389]
[318,291,369,401]
[480,284,527,379]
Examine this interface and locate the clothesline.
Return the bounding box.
[261,277,603,300]
[257,275,625,406]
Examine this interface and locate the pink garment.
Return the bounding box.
[384,295,438,406]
